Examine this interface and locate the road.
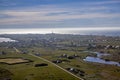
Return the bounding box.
[29,53,84,80]
[13,47,84,80]
[13,47,21,53]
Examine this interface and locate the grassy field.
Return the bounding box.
[0,47,120,80]
[0,48,80,80]
[29,47,120,80]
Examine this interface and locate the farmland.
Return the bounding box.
[0,48,80,80]
[0,34,120,80]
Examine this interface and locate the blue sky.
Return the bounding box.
[0,0,120,29]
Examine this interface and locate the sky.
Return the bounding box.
[0,0,120,31]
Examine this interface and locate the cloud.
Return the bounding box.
[0,10,120,25]
[91,0,120,5]
[0,0,120,28]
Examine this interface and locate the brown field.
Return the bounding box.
[0,58,29,64]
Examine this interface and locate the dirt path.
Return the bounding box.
[13,47,20,53]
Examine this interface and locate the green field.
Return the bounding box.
[0,49,80,80]
[37,48,120,80]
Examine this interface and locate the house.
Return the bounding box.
[66,67,85,76]
[52,60,62,64]
[35,53,41,56]
[21,50,28,54]
[115,45,120,49]
[73,54,79,57]
[61,54,67,58]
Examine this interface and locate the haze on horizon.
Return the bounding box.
[0,0,120,34]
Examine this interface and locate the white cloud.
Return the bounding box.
[0,11,120,25]
[0,1,120,26]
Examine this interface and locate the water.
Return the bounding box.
[0,37,17,42]
[95,52,110,57]
[83,51,120,66]
[84,57,120,66]
[0,28,120,36]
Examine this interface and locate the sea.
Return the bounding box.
[0,37,16,42]
[0,28,120,36]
